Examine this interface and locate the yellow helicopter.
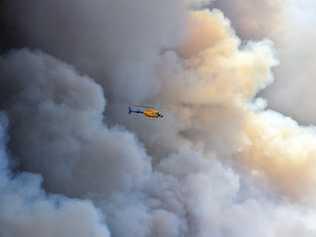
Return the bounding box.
[128,105,164,119]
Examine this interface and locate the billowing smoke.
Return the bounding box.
[0,113,110,237]
[1,0,316,236]
[0,49,151,197]
[213,0,316,125]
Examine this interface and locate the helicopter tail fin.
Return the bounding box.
[128,106,132,114]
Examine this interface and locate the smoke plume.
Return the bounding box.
[1,0,316,236]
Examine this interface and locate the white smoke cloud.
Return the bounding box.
[213,0,316,125]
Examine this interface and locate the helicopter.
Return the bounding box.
[128,105,164,119]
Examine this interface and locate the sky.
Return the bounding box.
[1,0,316,236]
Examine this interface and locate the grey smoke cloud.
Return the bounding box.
[0,49,151,197]
[0,114,111,237]
[212,0,284,40]
[1,0,316,237]
[5,0,188,103]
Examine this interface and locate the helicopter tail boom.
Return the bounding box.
[128,106,144,114]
